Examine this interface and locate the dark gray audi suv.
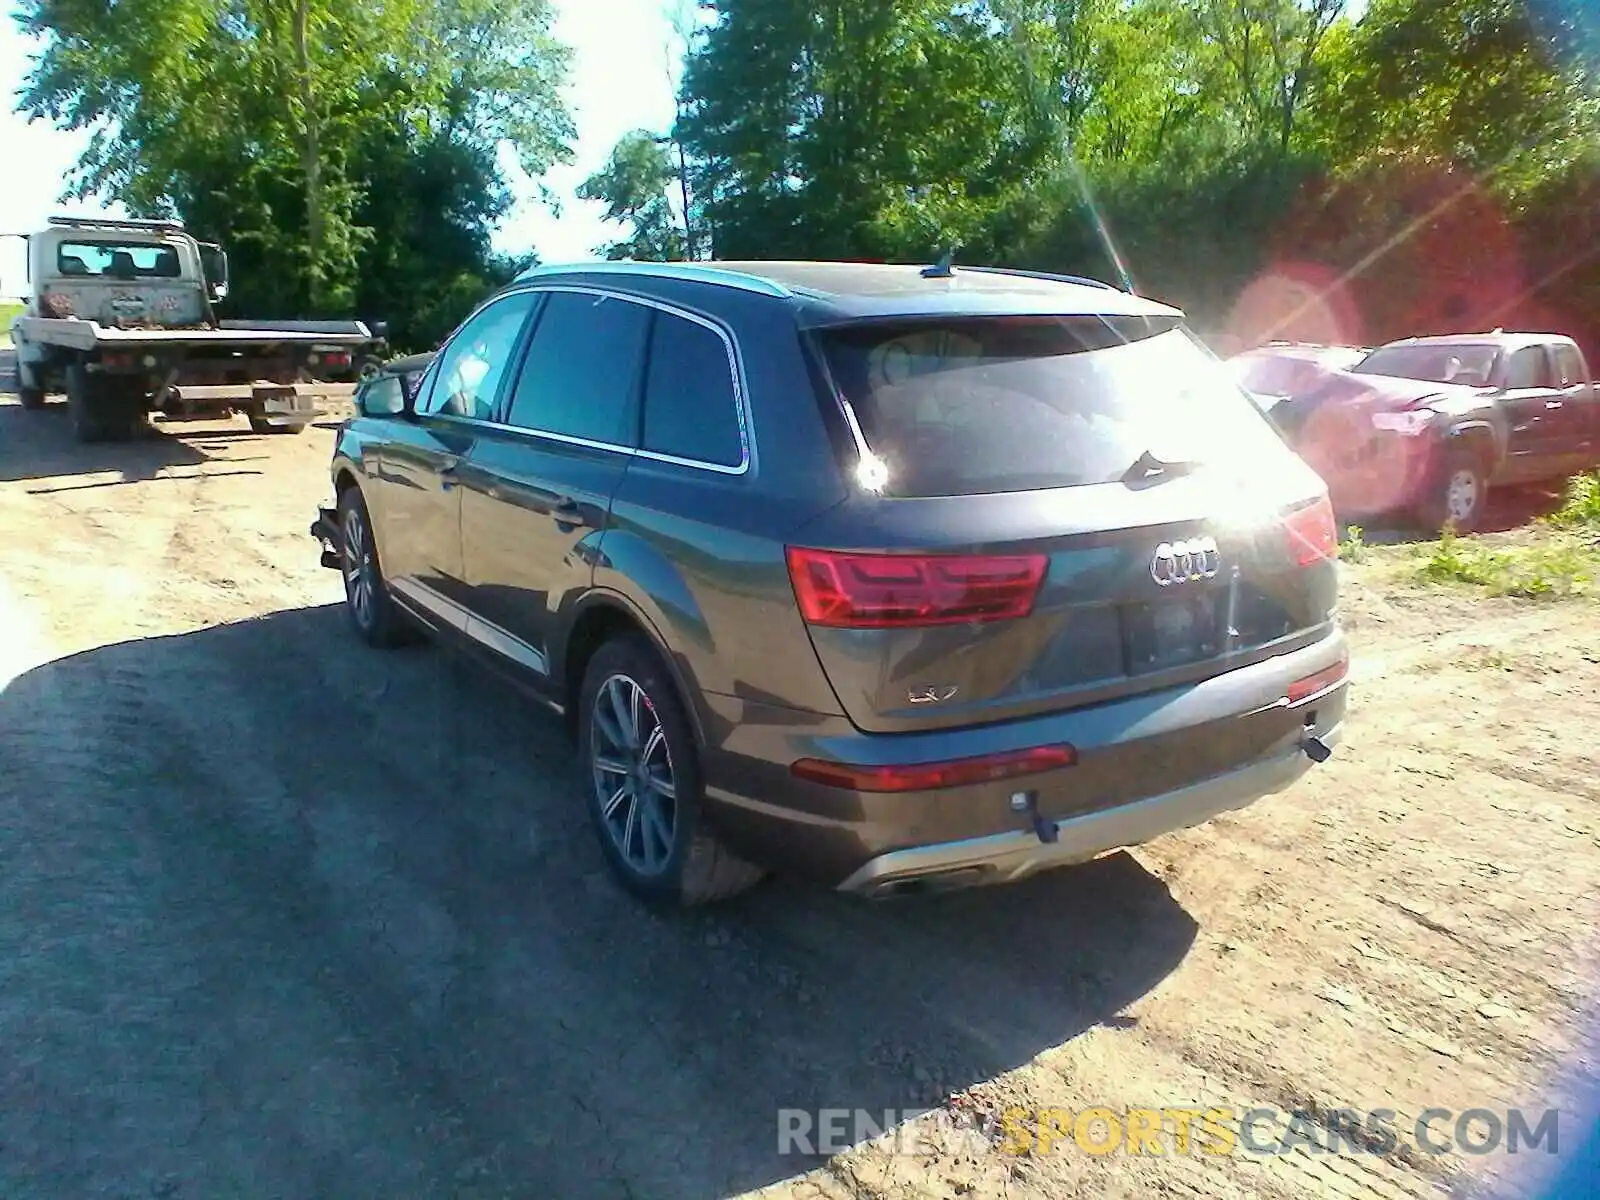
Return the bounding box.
[312,259,1348,907]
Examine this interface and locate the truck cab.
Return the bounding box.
[20,216,227,331]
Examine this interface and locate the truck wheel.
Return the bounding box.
[1420,446,1489,534]
[577,634,765,908]
[66,366,145,443]
[17,363,46,410]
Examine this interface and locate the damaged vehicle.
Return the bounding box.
[1286,332,1600,531]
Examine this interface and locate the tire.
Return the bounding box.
[577,635,764,908]
[1418,444,1489,534]
[335,486,416,648]
[66,365,144,443]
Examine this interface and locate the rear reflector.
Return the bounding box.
[1287,651,1349,703]
[1284,495,1338,566]
[791,744,1077,792]
[785,547,1047,628]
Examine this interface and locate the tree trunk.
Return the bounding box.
[294,0,324,311]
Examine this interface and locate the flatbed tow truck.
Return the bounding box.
[9,215,385,442]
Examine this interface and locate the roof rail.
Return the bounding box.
[515,259,794,299]
[47,215,187,235]
[961,265,1122,292]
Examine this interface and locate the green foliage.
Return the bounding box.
[1544,472,1600,534]
[15,0,573,341]
[577,131,687,261]
[1419,529,1595,599]
[1339,523,1368,563]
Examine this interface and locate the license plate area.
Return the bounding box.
[1123,590,1226,674]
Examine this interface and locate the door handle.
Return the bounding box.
[1545,400,1564,409]
[552,495,583,528]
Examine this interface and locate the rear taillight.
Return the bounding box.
[1287,651,1348,703]
[785,547,1047,628]
[791,744,1077,792]
[1284,496,1338,566]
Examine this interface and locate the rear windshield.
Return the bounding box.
[1353,343,1500,387]
[58,240,182,279]
[816,316,1288,497]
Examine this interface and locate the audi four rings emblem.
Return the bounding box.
[1151,536,1221,586]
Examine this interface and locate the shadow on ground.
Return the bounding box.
[0,398,269,487]
[0,604,1199,1198]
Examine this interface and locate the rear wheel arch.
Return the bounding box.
[561,593,706,747]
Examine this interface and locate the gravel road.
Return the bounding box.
[0,386,1595,1200]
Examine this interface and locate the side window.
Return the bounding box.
[504,291,650,444]
[642,311,745,467]
[1554,345,1586,387]
[419,292,539,420]
[1503,347,1551,391]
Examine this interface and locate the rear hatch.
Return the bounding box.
[789,313,1340,735]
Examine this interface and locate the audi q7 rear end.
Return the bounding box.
[320,259,1346,907]
[669,263,1348,899]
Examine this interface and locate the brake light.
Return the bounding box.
[785,547,1047,628]
[1287,651,1348,703]
[791,745,1077,792]
[1284,496,1338,566]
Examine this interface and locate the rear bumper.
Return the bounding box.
[697,629,1348,891]
[836,719,1341,895]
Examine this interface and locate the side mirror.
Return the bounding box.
[197,242,230,303]
[356,374,407,419]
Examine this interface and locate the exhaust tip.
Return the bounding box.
[1301,734,1333,763]
[870,866,991,898]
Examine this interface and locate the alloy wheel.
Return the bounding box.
[342,507,377,629]
[589,673,678,876]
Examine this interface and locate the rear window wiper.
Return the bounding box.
[1122,449,1203,482]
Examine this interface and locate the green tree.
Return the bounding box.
[578,130,686,261]
[15,0,574,333]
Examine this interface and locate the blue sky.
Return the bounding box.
[0,0,682,295]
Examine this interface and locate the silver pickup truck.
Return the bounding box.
[9,215,385,442]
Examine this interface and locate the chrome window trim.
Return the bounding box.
[453,283,754,477]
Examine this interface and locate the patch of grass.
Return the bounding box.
[1339,524,1369,563]
[1543,471,1600,534]
[0,301,20,349]
[1418,529,1594,599]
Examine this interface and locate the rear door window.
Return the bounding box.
[1553,344,1587,387]
[641,311,745,468]
[1504,346,1554,390]
[504,291,650,445]
[816,317,1287,497]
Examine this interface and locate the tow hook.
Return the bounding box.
[1301,734,1333,763]
[1011,790,1059,844]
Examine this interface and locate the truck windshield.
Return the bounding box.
[57,241,182,280]
[1352,344,1500,387]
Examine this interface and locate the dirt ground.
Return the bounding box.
[0,372,1595,1200]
